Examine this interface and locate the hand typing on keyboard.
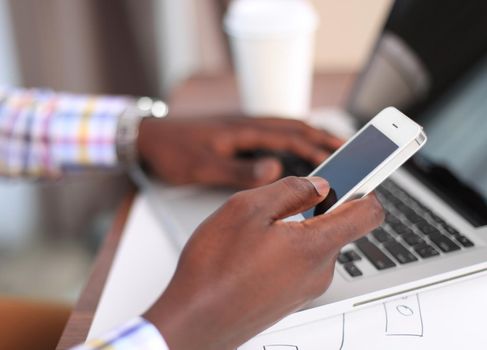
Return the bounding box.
[138,116,342,188]
[144,176,384,349]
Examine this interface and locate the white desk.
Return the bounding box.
[87,190,487,349]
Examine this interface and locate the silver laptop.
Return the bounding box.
[139,4,487,329]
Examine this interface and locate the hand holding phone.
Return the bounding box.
[302,107,427,217]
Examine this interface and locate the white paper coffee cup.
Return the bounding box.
[224,0,318,119]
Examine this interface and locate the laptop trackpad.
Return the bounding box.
[150,183,233,238]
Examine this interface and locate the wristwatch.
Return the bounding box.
[116,96,169,167]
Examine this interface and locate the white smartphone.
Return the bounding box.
[302,107,427,217]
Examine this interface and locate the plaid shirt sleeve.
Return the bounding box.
[71,317,169,350]
[0,86,132,178]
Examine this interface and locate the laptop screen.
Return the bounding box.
[409,54,487,227]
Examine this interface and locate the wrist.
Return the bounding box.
[143,287,234,350]
[116,97,169,168]
[136,116,170,168]
[143,294,201,350]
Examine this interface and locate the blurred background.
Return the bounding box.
[0,0,391,305]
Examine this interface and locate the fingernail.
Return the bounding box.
[306,176,329,196]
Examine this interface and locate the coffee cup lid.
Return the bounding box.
[224,0,319,38]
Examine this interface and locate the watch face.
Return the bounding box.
[116,106,146,166]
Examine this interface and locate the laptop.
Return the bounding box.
[141,1,487,331]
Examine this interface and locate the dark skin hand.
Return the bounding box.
[137,116,343,189]
[144,176,384,349]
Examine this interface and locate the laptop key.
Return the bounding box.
[343,263,363,277]
[428,212,446,225]
[338,250,362,264]
[402,232,425,247]
[414,220,432,231]
[372,228,394,243]
[337,252,350,264]
[390,224,414,236]
[405,212,424,224]
[355,237,396,270]
[442,224,460,236]
[395,202,412,214]
[417,224,440,236]
[429,232,461,253]
[344,250,362,261]
[385,212,402,226]
[390,197,405,207]
[383,241,418,264]
[414,244,440,258]
[454,235,474,248]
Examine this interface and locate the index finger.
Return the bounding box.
[247,117,345,151]
[302,125,344,151]
[301,194,385,250]
[217,128,331,164]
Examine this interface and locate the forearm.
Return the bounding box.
[0,86,132,178]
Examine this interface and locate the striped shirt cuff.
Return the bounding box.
[0,86,132,177]
[71,317,169,350]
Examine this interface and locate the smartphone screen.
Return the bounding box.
[303,125,399,218]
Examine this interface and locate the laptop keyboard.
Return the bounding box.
[338,180,475,277]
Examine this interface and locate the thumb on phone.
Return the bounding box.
[243,176,330,221]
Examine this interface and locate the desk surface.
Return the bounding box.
[56,71,356,349]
